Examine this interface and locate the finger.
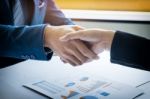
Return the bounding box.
[72,50,87,64]
[64,45,87,64]
[86,56,100,63]
[66,59,76,66]
[62,58,76,66]
[73,40,99,60]
[60,58,67,64]
[60,30,95,42]
[63,53,82,66]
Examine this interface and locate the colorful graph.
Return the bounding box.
[97,90,110,96]
[80,95,98,99]
[65,82,75,87]
[61,90,80,99]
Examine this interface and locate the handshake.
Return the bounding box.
[44,25,115,66]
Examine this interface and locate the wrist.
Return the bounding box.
[44,25,52,48]
[102,30,115,51]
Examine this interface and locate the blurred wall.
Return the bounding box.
[74,20,150,39]
[56,0,150,12]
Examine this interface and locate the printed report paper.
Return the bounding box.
[23,72,143,99]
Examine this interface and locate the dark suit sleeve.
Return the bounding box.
[44,0,74,25]
[0,24,50,60]
[110,31,150,71]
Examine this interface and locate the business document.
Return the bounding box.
[23,70,143,99]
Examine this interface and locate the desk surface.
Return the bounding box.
[0,52,150,99]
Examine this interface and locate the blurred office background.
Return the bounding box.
[56,0,150,38]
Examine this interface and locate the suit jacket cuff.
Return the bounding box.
[110,31,150,71]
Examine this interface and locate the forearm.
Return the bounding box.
[0,24,51,60]
[110,31,150,71]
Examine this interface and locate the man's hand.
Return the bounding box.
[60,29,115,54]
[44,25,99,66]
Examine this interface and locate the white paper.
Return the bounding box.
[23,73,143,99]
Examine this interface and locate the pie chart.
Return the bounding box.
[65,82,75,87]
[80,95,98,99]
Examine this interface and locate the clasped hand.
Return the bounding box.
[44,25,100,66]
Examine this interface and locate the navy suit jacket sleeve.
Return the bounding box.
[0,24,48,60]
[0,0,74,62]
[111,31,150,71]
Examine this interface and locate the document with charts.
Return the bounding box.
[23,70,144,99]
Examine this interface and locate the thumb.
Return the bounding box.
[60,32,83,41]
[60,30,97,42]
